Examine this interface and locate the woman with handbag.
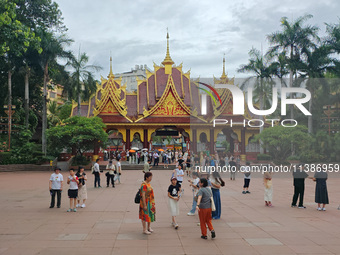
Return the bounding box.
[196,178,216,240]
[76,166,87,208]
[139,172,156,234]
[211,171,224,219]
[264,171,273,207]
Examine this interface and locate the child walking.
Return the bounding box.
[168,176,181,229]
[242,162,251,194]
[67,168,79,212]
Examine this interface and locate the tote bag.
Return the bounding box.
[208,188,216,212]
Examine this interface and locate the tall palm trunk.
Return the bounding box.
[8,70,12,150]
[78,92,81,116]
[42,62,48,155]
[77,75,81,116]
[308,79,313,134]
[289,45,295,156]
[259,78,264,154]
[289,44,294,120]
[25,67,30,129]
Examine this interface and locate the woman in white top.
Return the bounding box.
[106,160,115,187]
[115,158,122,184]
[76,166,87,208]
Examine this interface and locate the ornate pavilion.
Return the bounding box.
[71,33,261,160]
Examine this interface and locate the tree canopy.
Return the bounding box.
[46,116,108,157]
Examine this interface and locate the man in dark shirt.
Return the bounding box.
[291,164,309,208]
[178,157,184,169]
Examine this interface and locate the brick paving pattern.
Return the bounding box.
[0,170,340,255]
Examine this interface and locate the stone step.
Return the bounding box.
[0,164,53,172]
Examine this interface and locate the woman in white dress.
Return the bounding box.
[264,171,273,207]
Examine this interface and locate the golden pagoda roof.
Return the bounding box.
[161,31,174,66]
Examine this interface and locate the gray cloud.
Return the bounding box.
[55,0,340,80]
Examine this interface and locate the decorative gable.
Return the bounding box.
[153,89,189,116]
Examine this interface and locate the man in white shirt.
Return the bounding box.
[173,165,184,186]
[49,167,63,208]
[153,151,159,166]
[93,158,101,188]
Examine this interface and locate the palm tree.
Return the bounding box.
[238,47,277,153]
[39,32,73,155]
[270,52,289,88]
[299,44,332,133]
[47,100,61,126]
[66,51,102,116]
[267,14,319,120]
[166,136,173,146]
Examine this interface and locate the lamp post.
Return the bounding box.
[3,104,16,151]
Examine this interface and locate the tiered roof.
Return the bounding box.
[71,33,256,124]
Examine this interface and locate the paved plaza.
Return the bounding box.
[1,169,340,255]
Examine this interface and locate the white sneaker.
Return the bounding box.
[81,204,86,208]
[322,208,326,211]
[76,204,80,208]
[187,212,195,216]
[317,207,322,211]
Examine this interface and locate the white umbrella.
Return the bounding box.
[131,147,140,151]
[142,148,148,151]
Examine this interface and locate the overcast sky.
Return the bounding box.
[55,0,340,80]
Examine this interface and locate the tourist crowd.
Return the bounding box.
[49,150,330,240]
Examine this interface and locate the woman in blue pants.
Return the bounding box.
[211,171,224,219]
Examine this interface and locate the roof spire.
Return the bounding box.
[220,53,227,79]
[162,28,174,66]
[109,52,113,75]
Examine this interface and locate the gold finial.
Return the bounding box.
[162,29,174,66]
[220,53,227,79]
[109,52,113,75]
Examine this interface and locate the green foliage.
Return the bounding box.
[299,151,325,164]
[0,0,41,57]
[0,152,12,164]
[46,116,108,157]
[71,155,90,166]
[152,136,162,144]
[11,104,38,133]
[47,100,61,126]
[257,154,272,161]
[299,131,340,163]
[221,140,230,153]
[58,103,72,121]
[0,127,47,164]
[287,155,300,161]
[273,160,291,166]
[65,52,101,115]
[255,125,310,161]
